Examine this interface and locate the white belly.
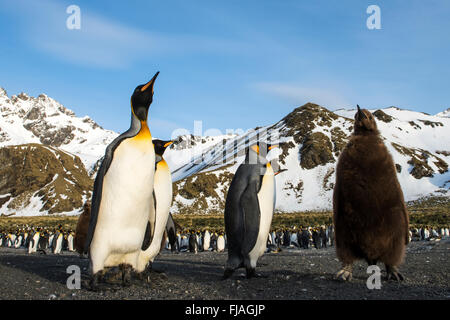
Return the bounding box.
[217,236,225,252]
[137,162,172,271]
[48,235,54,246]
[14,236,22,248]
[54,234,63,253]
[68,235,74,251]
[90,138,155,272]
[248,165,275,267]
[29,234,39,253]
[203,232,211,250]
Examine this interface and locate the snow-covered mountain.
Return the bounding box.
[436,107,450,118]
[167,103,449,214]
[0,88,117,173]
[0,87,449,216]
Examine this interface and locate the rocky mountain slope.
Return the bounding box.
[166,103,449,214]
[0,144,92,216]
[0,88,117,173]
[0,87,448,216]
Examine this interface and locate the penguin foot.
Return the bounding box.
[138,266,168,283]
[336,264,353,281]
[222,269,235,280]
[245,268,267,279]
[89,271,118,292]
[119,264,133,287]
[385,265,404,281]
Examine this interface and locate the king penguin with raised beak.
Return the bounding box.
[85,72,159,290]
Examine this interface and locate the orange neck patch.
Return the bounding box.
[157,159,169,170]
[133,121,152,141]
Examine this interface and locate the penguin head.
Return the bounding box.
[131,72,159,121]
[249,142,281,157]
[153,139,174,156]
[354,105,378,134]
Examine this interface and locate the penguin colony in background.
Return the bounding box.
[333,106,410,281]
[4,74,444,288]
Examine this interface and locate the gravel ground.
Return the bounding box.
[0,239,448,300]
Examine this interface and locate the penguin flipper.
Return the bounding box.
[141,222,152,250]
[141,191,156,251]
[239,181,261,256]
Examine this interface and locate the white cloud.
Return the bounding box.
[252,82,351,110]
[7,0,248,69]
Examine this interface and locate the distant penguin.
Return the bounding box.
[14,234,22,248]
[68,232,75,252]
[328,225,334,246]
[333,105,409,281]
[75,201,91,256]
[267,232,274,246]
[180,234,189,251]
[196,231,202,249]
[84,72,160,288]
[420,228,425,240]
[8,233,16,247]
[312,229,321,249]
[211,232,218,251]
[189,231,199,254]
[48,232,54,249]
[431,228,439,238]
[217,233,225,252]
[138,139,174,271]
[271,231,276,245]
[283,229,291,247]
[53,230,64,254]
[38,231,48,254]
[424,228,430,240]
[223,142,280,279]
[290,231,299,247]
[320,227,327,249]
[176,233,182,251]
[203,230,211,251]
[28,230,40,254]
[166,213,179,252]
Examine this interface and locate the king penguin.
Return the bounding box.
[203,229,211,251]
[166,212,179,252]
[333,105,409,281]
[223,142,280,279]
[53,228,64,254]
[28,229,40,254]
[85,72,160,289]
[138,139,174,273]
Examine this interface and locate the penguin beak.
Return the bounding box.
[141,71,160,93]
[274,169,288,176]
[356,104,367,120]
[251,145,260,154]
[163,141,174,148]
[268,144,279,151]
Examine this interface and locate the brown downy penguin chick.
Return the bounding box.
[74,201,91,256]
[333,105,409,281]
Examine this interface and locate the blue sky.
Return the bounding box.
[0,0,449,138]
